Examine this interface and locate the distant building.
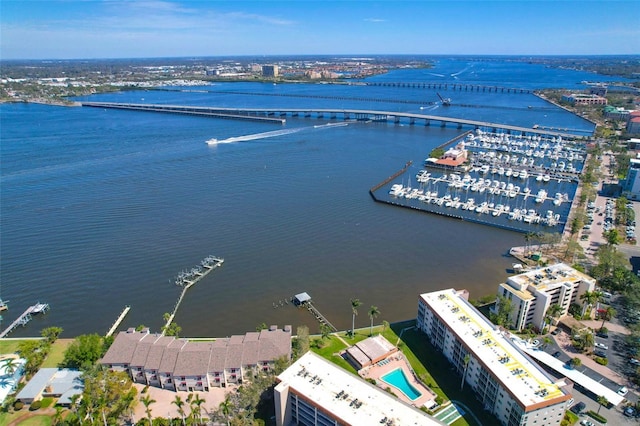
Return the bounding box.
[622,158,640,200]
[274,351,445,426]
[262,65,279,77]
[627,111,640,135]
[589,85,608,97]
[101,325,291,391]
[561,93,607,106]
[427,142,468,168]
[417,289,572,426]
[494,263,596,331]
[603,105,630,121]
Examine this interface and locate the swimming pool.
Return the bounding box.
[380,368,422,401]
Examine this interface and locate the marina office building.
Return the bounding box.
[417,289,572,426]
[101,325,291,391]
[495,263,596,332]
[274,351,445,426]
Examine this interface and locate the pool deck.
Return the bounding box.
[358,352,437,409]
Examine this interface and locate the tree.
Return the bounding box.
[41,326,63,344]
[596,395,609,414]
[604,229,621,246]
[600,305,616,329]
[80,365,137,425]
[141,394,156,425]
[293,326,309,358]
[52,406,64,426]
[172,395,186,426]
[368,306,380,336]
[319,323,332,341]
[63,333,105,369]
[546,304,563,329]
[190,394,206,425]
[382,320,390,333]
[571,357,582,369]
[580,291,603,317]
[490,295,513,327]
[219,396,232,426]
[460,354,470,390]
[1,357,20,375]
[350,298,362,337]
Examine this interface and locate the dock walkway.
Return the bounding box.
[305,302,338,332]
[162,256,224,335]
[105,305,131,337]
[0,303,49,338]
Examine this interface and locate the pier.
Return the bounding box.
[366,81,532,94]
[0,303,50,339]
[162,255,224,335]
[81,102,587,139]
[293,293,337,332]
[105,305,131,337]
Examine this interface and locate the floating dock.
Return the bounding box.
[163,256,224,334]
[0,303,49,338]
[105,305,131,337]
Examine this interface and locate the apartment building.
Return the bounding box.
[496,263,596,331]
[417,289,572,426]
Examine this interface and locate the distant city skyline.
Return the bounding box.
[1,0,639,60]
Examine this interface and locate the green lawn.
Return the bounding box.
[13,416,52,426]
[309,336,353,373]
[311,320,501,426]
[0,339,35,355]
[41,339,73,368]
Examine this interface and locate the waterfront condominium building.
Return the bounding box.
[101,325,291,391]
[262,65,279,77]
[274,351,445,426]
[417,289,572,426]
[622,158,640,200]
[495,263,596,332]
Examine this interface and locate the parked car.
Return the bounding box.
[595,342,609,350]
[624,406,637,417]
[618,386,628,396]
[570,401,586,414]
[553,351,561,358]
[580,420,594,426]
[551,329,560,335]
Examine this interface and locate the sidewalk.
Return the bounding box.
[553,327,627,386]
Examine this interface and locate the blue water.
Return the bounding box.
[0,59,616,338]
[381,368,422,401]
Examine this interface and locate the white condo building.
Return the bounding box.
[274,351,445,426]
[417,289,572,426]
[496,263,596,331]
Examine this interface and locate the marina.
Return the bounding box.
[0,303,50,339]
[372,130,584,234]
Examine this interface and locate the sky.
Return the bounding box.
[1,0,639,60]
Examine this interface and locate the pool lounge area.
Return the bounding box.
[359,352,438,409]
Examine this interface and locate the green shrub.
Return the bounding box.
[40,397,53,408]
[595,357,608,365]
[13,401,24,411]
[29,400,42,411]
[365,378,376,385]
[587,410,607,423]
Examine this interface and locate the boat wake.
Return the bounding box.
[207,122,348,145]
[207,127,304,145]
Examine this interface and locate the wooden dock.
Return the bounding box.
[305,302,338,332]
[0,303,49,338]
[105,305,131,337]
[162,256,224,335]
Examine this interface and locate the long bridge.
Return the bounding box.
[365,81,532,94]
[81,101,588,139]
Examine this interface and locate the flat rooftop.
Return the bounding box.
[420,289,569,410]
[508,263,594,292]
[276,351,445,426]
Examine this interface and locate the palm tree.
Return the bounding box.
[368,306,380,336]
[172,395,186,426]
[219,396,232,426]
[191,394,206,425]
[580,290,603,317]
[460,354,471,390]
[1,357,19,375]
[319,323,332,341]
[350,298,361,337]
[596,395,609,414]
[140,394,156,425]
[52,406,64,426]
[571,357,582,369]
[600,305,616,329]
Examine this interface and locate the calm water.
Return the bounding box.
[0,58,617,337]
